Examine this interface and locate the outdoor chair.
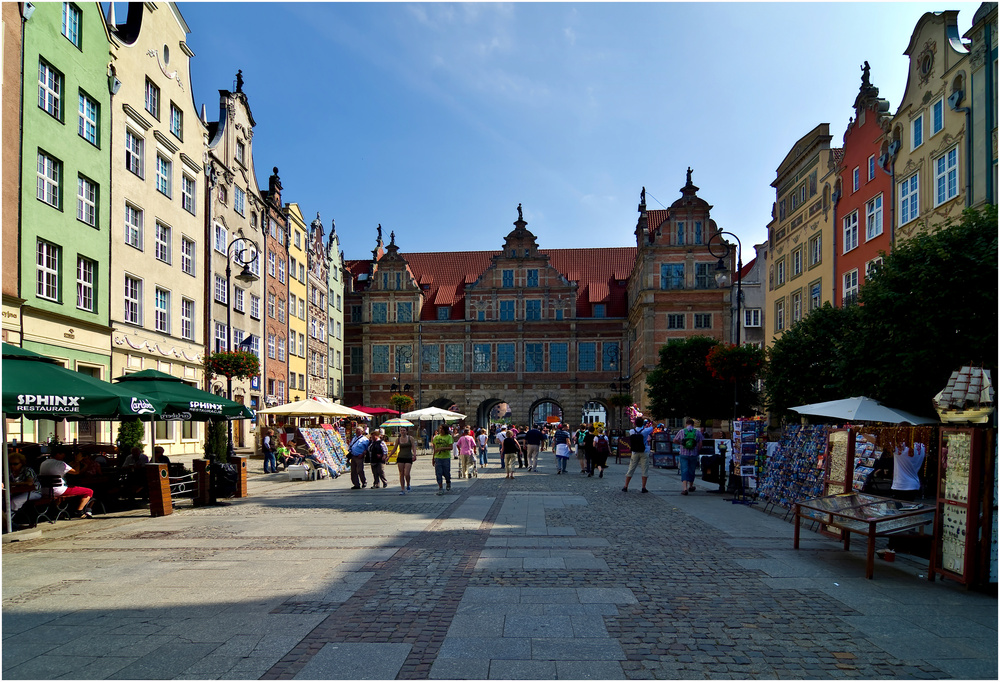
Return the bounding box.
[33,474,72,524]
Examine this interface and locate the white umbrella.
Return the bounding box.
[790,396,936,424]
[401,406,466,422]
[258,398,370,419]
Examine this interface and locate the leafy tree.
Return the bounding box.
[856,205,998,415]
[116,418,145,455]
[765,303,863,417]
[645,336,732,421]
[705,343,766,413]
[764,205,998,418]
[204,419,228,462]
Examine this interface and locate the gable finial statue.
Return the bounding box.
[517,203,523,221]
[235,69,244,93]
[377,223,383,242]
[686,167,693,185]
[640,186,646,205]
[861,60,871,88]
[389,230,396,246]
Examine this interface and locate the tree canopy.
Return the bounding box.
[765,205,998,418]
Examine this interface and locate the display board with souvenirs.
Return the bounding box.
[852,433,882,492]
[733,417,768,489]
[299,427,350,474]
[757,425,830,511]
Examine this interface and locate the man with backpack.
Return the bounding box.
[622,418,655,493]
[673,419,704,495]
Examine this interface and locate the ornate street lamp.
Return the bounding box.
[226,235,259,458]
[707,230,743,346]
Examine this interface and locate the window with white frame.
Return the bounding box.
[62,3,81,46]
[181,175,196,214]
[181,237,195,276]
[289,257,297,281]
[250,294,260,319]
[277,337,285,362]
[776,258,786,285]
[154,288,170,333]
[235,140,245,165]
[809,234,822,266]
[267,334,276,359]
[843,270,859,305]
[36,151,60,208]
[36,240,60,301]
[792,249,802,277]
[865,257,884,279]
[277,298,285,323]
[775,299,785,331]
[267,251,275,276]
[154,222,170,263]
[76,256,94,311]
[743,308,761,328]
[934,147,959,206]
[78,92,98,145]
[899,173,919,225]
[267,293,275,318]
[169,103,182,139]
[336,321,342,339]
[791,292,802,322]
[843,210,859,253]
[214,322,227,352]
[144,78,159,119]
[155,155,171,197]
[868,154,876,181]
[852,167,860,192]
[125,129,143,177]
[809,281,822,311]
[866,194,883,240]
[214,223,227,253]
[234,186,245,216]
[931,98,944,135]
[294,230,301,249]
[911,112,923,149]
[124,275,142,325]
[214,274,227,304]
[277,258,285,284]
[181,298,194,340]
[125,203,143,250]
[233,287,244,312]
[76,175,97,226]
[38,60,62,119]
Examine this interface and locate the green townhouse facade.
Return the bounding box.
[19,2,115,443]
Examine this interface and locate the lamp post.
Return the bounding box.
[225,234,259,459]
[606,343,630,433]
[707,230,743,346]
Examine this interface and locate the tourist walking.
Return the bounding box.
[553,423,572,474]
[673,419,703,495]
[477,428,489,467]
[583,425,597,476]
[432,424,454,495]
[347,425,370,489]
[591,427,611,478]
[622,418,655,493]
[395,427,417,494]
[524,425,543,471]
[368,429,390,488]
[575,426,589,473]
[501,429,522,479]
[457,428,477,478]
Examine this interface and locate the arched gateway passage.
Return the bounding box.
[530,399,562,427]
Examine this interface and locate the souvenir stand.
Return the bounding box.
[819,429,855,538]
[298,426,350,475]
[852,433,882,492]
[650,430,675,469]
[931,427,996,587]
[757,425,829,517]
[730,417,768,496]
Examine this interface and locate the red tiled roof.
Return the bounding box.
[740,257,757,278]
[347,247,637,320]
[646,209,670,235]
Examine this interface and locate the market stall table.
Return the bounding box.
[793,492,936,580]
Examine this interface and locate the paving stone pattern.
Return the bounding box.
[3,459,996,680]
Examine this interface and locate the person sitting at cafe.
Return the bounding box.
[38,449,95,518]
[7,452,42,517]
[121,446,150,500]
[123,446,149,470]
[151,446,171,467]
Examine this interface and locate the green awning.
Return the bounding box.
[2,343,163,420]
[113,369,254,421]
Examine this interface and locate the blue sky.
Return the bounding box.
[176,2,979,264]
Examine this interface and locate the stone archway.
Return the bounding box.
[475,398,514,429]
[580,399,609,427]
[529,399,563,427]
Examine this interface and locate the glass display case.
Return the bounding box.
[793,492,935,579]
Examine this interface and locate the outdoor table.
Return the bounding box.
[793,492,936,579]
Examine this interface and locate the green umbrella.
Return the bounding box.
[113,369,254,421]
[2,343,162,420]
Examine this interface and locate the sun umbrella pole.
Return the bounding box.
[3,417,12,535]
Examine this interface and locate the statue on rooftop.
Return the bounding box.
[517,203,523,221]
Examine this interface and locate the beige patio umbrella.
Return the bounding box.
[401,406,466,421]
[258,398,370,419]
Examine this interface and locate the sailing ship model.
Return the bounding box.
[933,366,995,424]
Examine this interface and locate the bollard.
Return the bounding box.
[231,456,248,498]
[193,459,211,507]
[147,463,172,517]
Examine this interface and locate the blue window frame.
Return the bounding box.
[397,301,412,323]
[525,343,543,372]
[437,306,450,320]
[525,300,541,320]
[603,342,620,371]
[473,344,491,372]
[550,343,568,372]
[502,269,514,287]
[445,344,464,372]
[421,344,440,372]
[578,342,596,371]
[496,343,515,372]
[527,269,538,287]
[372,345,389,373]
[499,300,515,321]
[371,302,387,323]
[593,304,605,318]
[694,221,703,244]
[676,221,685,245]
[661,264,684,290]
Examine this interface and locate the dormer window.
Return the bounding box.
[527,269,538,287]
[502,269,514,287]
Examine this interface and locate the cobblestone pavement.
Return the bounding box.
[2,457,996,680]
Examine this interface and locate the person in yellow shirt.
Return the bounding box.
[432,424,454,496]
